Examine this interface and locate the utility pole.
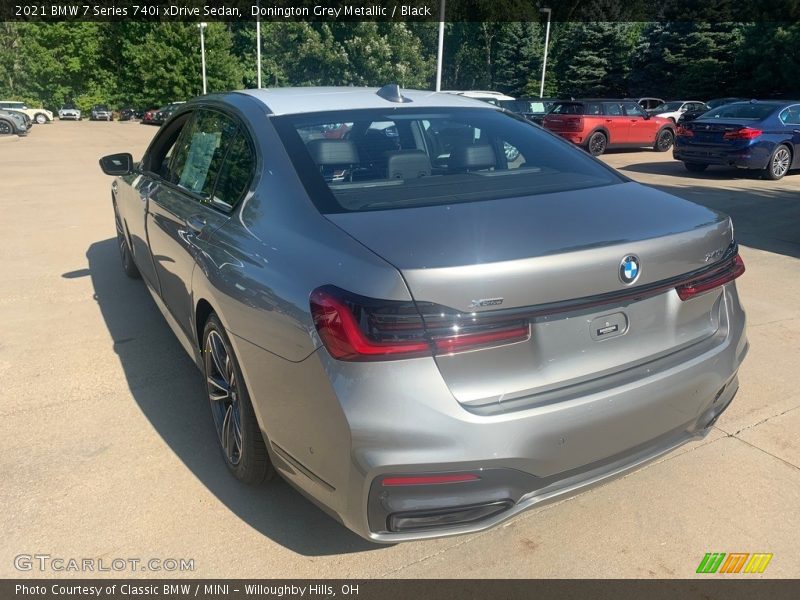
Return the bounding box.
[539,8,552,98]
[199,22,208,95]
[435,0,445,91]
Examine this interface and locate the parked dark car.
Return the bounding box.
[677,99,745,125]
[90,105,113,121]
[0,108,29,136]
[153,101,185,125]
[119,107,137,121]
[543,99,675,155]
[674,100,800,180]
[141,106,160,125]
[98,86,747,542]
[499,98,559,125]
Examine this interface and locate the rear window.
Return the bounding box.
[273,107,622,214]
[703,103,778,120]
[550,103,584,115]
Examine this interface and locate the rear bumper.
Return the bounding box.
[673,143,770,169]
[552,131,584,144]
[240,285,747,542]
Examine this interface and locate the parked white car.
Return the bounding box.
[650,100,706,123]
[0,100,53,124]
[58,104,81,120]
[441,90,516,106]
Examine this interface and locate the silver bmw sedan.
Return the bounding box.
[99,85,747,542]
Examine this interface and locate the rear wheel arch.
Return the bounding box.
[586,125,610,142]
[195,298,215,350]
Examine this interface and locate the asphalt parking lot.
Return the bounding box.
[1,121,799,578]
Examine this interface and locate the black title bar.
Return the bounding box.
[1,0,799,22]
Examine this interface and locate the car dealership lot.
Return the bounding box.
[1,121,798,578]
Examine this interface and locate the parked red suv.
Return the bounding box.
[543,99,676,156]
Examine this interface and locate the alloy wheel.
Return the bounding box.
[35,114,46,124]
[772,147,790,178]
[205,330,243,466]
[657,130,674,151]
[0,121,11,135]
[589,133,607,156]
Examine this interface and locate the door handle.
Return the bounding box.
[185,214,207,234]
[605,119,612,123]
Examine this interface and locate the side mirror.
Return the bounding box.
[643,113,650,120]
[99,153,133,176]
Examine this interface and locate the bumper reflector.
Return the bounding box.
[382,474,480,486]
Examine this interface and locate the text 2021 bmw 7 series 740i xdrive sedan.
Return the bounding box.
[99,85,747,542]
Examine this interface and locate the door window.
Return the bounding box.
[622,102,646,117]
[168,110,238,198]
[606,103,623,116]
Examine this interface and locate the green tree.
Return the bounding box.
[494,23,543,97]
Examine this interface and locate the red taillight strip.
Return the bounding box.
[676,254,745,300]
[433,325,530,355]
[382,474,480,487]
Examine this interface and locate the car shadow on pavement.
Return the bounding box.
[82,238,385,556]
[618,162,800,259]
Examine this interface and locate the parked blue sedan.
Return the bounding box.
[674,100,800,180]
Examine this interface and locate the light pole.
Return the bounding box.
[539,7,551,99]
[435,0,445,91]
[256,2,262,88]
[256,18,262,88]
[198,22,208,95]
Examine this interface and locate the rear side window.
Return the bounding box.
[703,103,777,120]
[210,132,255,209]
[273,107,622,214]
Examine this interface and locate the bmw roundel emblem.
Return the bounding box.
[619,255,641,285]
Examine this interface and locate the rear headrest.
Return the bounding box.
[307,139,359,165]
[386,150,431,179]
[450,144,496,171]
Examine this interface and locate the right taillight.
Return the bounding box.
[723,127,762,140]
[310,286,529,361]
[675,254,745,301]
[676,126,694,137]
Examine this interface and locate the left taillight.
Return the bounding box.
[310,286,530,362]
[675,254,745,301]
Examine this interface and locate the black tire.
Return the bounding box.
[113,202,141,279]
[203,313,273,485]
[34,113,47,124]
[763,144,792,181]
[586,131,607,156]
[684,162,708,173]
[654,128,674,152]
[0,119,13,135]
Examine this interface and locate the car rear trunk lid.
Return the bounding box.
[326,181,734,410]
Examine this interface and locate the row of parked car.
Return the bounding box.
[448,91,800,181]
[0,100,53,136]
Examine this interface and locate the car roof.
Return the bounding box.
[235,87,496,115]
